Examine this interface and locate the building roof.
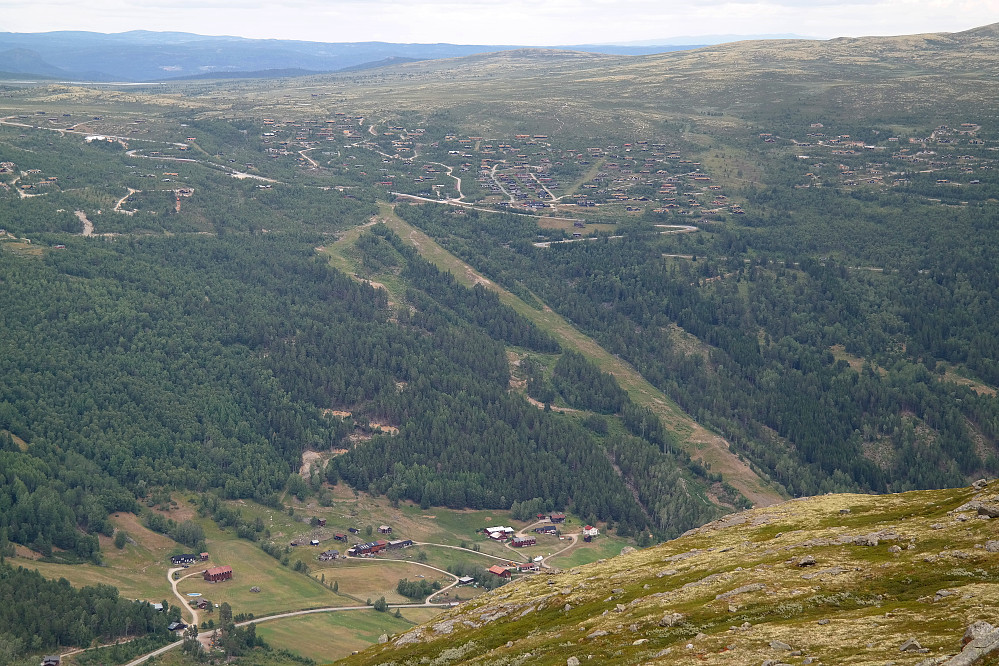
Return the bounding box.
[205,565,232,576]
[488,565,510,576]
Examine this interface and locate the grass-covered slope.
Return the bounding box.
[342,481,999,665]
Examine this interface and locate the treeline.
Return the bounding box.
[0,562,174,660]
[396,578,441,599]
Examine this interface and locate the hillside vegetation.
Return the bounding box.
[343,481,999,665]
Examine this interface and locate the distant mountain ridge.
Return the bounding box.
[0,30,704,82]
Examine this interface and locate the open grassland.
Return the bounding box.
[23,512,178,603]
[547,536,630,568]
[255,609,436,663]
[311,560,451,604]
[179,524,348,616]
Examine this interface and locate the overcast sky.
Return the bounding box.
[4,0,998,45]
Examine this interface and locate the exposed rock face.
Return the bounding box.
[659,612,684,627]
[963,621,995,646]
[978,504,999,518]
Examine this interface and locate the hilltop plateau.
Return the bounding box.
[343,482,999,665]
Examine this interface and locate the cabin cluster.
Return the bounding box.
[170,552,209,566]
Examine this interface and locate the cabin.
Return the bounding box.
[549,513,566,523]
[316,518,327,527]
[378,525,392,534]
[170,554,197,566]
[196,599,210,610]
[511,536,536,548]
[333,533,348,541]
[310,539,320,546]
[200,552,209,561]
[42,657,60,666]
[534,525,557,535]
[167,621,187,632]
[457,576,475,586]
[318,549,339,561]
[204,565,233,583]
[487,565,512,579]
[348,527,359,534]
[583,525,599,538]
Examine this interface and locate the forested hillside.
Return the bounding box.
[394,198,999,498]
[1,22,997,589]
[0,226,719,559]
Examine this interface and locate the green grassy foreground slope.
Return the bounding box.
[342,481,999,665]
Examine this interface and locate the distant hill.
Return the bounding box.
[0,31,704,82]
[342,481,999,665]
[162,67,326,81]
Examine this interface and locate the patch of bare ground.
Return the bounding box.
[942,367,996,396]
[112,513,174,548]
[369,423,399,435]
[2,429,28,451]
[686,424,781,508]
[300,450,323,478]
[860,436,896,472]
[149,499,196,523]
[13,544,42,560]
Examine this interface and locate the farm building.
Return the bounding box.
[318,549,339,561]
[511,536,536,548]
[170,554,197,565]
[457,576,475,586]
[534,525,557,534]
[348,540,388,556]
[387,539,414,549]
[549,513,566,523]
[487,565,512,579]
[204,565,233,582]
[485,526,514,540]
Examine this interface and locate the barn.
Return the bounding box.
[203,565,233,582]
